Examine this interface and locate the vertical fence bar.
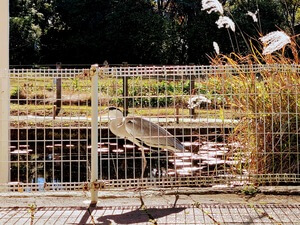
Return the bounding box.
[54,62,62,119]
[189,64,195,118]
[122,62,129,116]
[90,64,99,204]
[0,0,10,189]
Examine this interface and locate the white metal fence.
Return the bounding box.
[1,64,300,192]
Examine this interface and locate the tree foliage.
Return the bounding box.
[9,0,298,65]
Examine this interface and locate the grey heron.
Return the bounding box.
[104,107,185,178]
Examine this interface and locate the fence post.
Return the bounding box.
[122,62,129,116]
[189,63,195,118]
[90,64,99,204]
[0,0,10,189]
[53,62,62,119]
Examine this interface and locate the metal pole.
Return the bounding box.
[53,62,62,119]
[0,0,10,188]
[122,62,128,116]
[90,64,99,204]
[189,63,195,118]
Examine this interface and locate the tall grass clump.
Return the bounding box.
[206,42,300,177]
[200,0,299,179]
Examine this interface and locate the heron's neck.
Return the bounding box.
[109,117,125,138]
[110,117,123,127]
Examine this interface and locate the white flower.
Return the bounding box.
[259,31,291,55]
[201,0,224,15]
[188,95,211,109]
[215,16,235,32]
[213,42,220,54]
[246,10,258,23]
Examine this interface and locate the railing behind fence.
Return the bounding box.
[1,64,300,192]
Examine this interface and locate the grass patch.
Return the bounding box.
[10,103,239,119]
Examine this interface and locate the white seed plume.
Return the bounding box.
[259,31,291,55]
[246,10,258,22]
[213,41,220,54]
[188,95,212,109]
[215,16,235,32]
[201,0,224,15]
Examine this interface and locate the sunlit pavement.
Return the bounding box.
[0,190,300,224]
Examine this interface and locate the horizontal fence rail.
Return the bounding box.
[1,64,300,191]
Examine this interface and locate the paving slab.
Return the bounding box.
[0,189,300,224]
[1,204,299,224]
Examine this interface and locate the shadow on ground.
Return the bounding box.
[95,207,186,225]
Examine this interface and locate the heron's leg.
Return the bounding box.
[139,191,145,209]
[140,147,147,179]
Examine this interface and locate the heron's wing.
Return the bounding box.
[124,117,184,152]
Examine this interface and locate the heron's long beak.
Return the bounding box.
[100,107,109,116]
[99,108,110,121]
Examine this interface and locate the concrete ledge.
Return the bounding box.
[259,186,300,195]
[0,186,299,198]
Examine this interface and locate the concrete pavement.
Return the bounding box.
[0,188,300,224]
